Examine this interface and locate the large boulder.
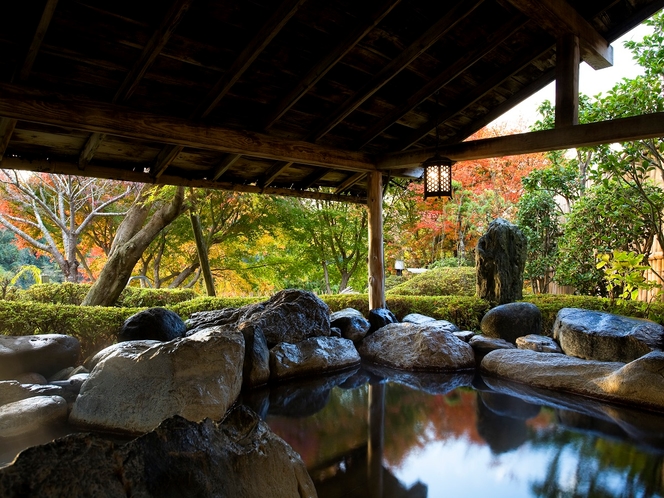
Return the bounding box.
[481,348,664,411]
[0,396,68,438]
[118,307,187,342]
[84,340,161,371]
[476,218,527,304]
[480,302,542,343]
[0,335,81,381]
[70,327,244,434]
[330,308,371,342]
[553,308,664,362]
[270,336,361,381]
[187,290,331,348]
[0,407,316,498]
[368,308,398,333]
[358,322,475,371]
[238,325,271,388]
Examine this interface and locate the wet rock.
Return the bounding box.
[0,335,81,381]
[480,302,542,343]
[330,308,370,342]
[70,327,244,434]
[516,334,562,353]
[84,340,161,371]
[118,307,187,342]
[469,335,516,356]
[185,303,264,335]
[14,373,46,385]
[358,322,475,371]
[270,336,360,381]
[402,313,436,325]
[0,396,67,438]
[454,330,475,342]
[238,324,270,389]
[0,407,316,498]
[368,308,398,333]
[476,218,527,304]
[481,349,664,411]
[553,308,664,362]
[0,381,66,407]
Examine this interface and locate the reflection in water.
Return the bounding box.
[262,366,664,498]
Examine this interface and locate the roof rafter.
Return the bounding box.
[308,0,486,142]
[379,112,664,168]
[0,83,376,172]
[505,0,613,69]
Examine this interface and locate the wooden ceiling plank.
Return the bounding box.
[152,144,184,178]
[356,14,527,149]
[259,161,293,187]
[0,84,376,172]
[263,0,402,129]
[555,33,580,128]
[334,172,365,194]
[210,153,241,181]
[17,0,59,82]
[308,0,486,142]
[0,118,18,162]
[78,0,194,170]
[0,156,367,204]
[398,44,554,150]
[379,111,664,168]
[298,168,330,189]
[113,0,194,103]
[195,0,308,119]
[505,0,613,69]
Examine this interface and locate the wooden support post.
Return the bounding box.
[367,382,385,498]
[367,171,385,310]
[556,34,580,128]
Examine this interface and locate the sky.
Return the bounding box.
[491,22,655,130]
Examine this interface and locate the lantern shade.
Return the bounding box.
[422,154,453,198]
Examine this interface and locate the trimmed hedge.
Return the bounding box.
[0,301,141,359]
[15,283,199,308]
[386,267,476,297]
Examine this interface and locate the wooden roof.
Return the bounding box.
[0,0,663,202]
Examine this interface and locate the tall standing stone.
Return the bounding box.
[476,218,527,304]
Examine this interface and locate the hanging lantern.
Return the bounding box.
[422,154,453,198]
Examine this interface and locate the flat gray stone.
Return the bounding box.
[469,335,516,356]
[270,336,360,381]
[516,334,562,353]
[358,322,475,371]
[553,308,664,362]
[0,396,67,438]
[402,313,436,325]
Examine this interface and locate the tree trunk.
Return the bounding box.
[189,212,215,296]
[82,186,185,306]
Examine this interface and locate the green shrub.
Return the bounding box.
[0,301,141,359]
[386,267,476,297]
[13,283,199,308]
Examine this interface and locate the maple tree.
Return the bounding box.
[0,171,135,282]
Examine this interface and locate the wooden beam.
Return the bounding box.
[556,34,580,128]
[151,144,184,178]
[78,132,106,170]
[258,161,292,187]
[209,153,241,181]
[505,0,613,69]
[263,0,402,129]
[0,118,17,162]
[356,14,527,149]
[0,84,376,172]
[367,171,385,310]
[334,172,365,194]
[17,0,59,82]
[195,0,307,119]
[308,0,485,142]
[397,44,554,150]
[0,156,368,204]
[379,112,664,169]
